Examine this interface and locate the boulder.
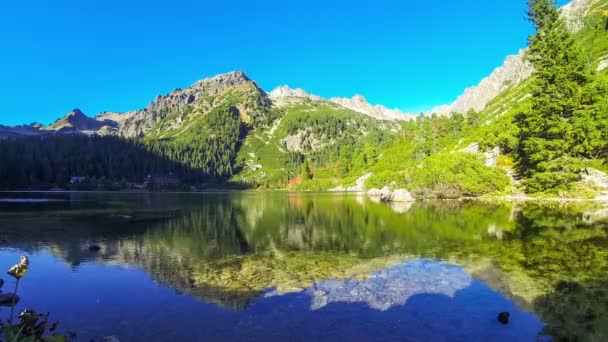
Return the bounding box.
[497,312,510,325]
[367,187,392,201]
[582,168,608,189]
[484,147,500,167]
[389,189,415,203]
[367,188,382,196]
[460,142,480,154]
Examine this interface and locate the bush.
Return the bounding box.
[410,152,510,198]
[365,170,408,190]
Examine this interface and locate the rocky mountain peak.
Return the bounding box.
[329,95,413,121]
[268,86,323,102]
[42,108,103,133]
[562,0,600,32]
[117,71,268,137]
[430,49,533,116]
[61,109,90,124]
[269,86,412,121]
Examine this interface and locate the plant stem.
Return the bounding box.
[10,323,24,342]
[9,278,19,324]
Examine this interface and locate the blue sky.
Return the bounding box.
[0,0,568,126]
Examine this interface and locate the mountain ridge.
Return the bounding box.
[0,71,412,139]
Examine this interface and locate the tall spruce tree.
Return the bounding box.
[516,0,591,193]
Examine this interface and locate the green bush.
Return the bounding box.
[365,170,408,189]
[411,152,510,198]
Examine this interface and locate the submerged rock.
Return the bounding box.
[498,312,510,325]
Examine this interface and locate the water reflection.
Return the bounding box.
[0,192,607,340]
[304,259,472,311]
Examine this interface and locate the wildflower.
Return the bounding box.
[7,256,29,279]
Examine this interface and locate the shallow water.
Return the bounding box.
[0,192,606,341]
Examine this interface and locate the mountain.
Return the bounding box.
[431,0,602,116]
[0,123,40,138]
[269,86,414,121]
[41,108,111,134]
[0,71,408,140]
[0,70,403,188]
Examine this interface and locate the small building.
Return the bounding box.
[144,173,180,189]
[69,176,87,184]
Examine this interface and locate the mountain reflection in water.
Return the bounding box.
[0,192,607,341]
[302,260,472,311]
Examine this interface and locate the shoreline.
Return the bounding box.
[1,189,608,203]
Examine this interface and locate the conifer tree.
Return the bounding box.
[516,0,591,193]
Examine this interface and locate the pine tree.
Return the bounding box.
[301,161,312,180]
[516,0,592,193]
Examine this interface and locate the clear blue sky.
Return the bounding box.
[0,0,568,126]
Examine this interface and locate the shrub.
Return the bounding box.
[410,152,510,198]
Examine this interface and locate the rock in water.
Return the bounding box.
[367,187,392,201]
[389,189,415,203]
[0,293,19,306]
[498,312,510,325]
[89,244,101,252]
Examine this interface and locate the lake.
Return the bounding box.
[0,192,606,341]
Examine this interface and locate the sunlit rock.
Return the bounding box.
[389,189,415,203]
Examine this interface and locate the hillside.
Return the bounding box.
[322,0,608,198]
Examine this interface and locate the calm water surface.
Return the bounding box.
[0,192,607,341]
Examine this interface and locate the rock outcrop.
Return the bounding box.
[330,173,373,192]
[430,50,533,116]
[459,143,501,167]
[582,168,608,189]
[329,94,414,121]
